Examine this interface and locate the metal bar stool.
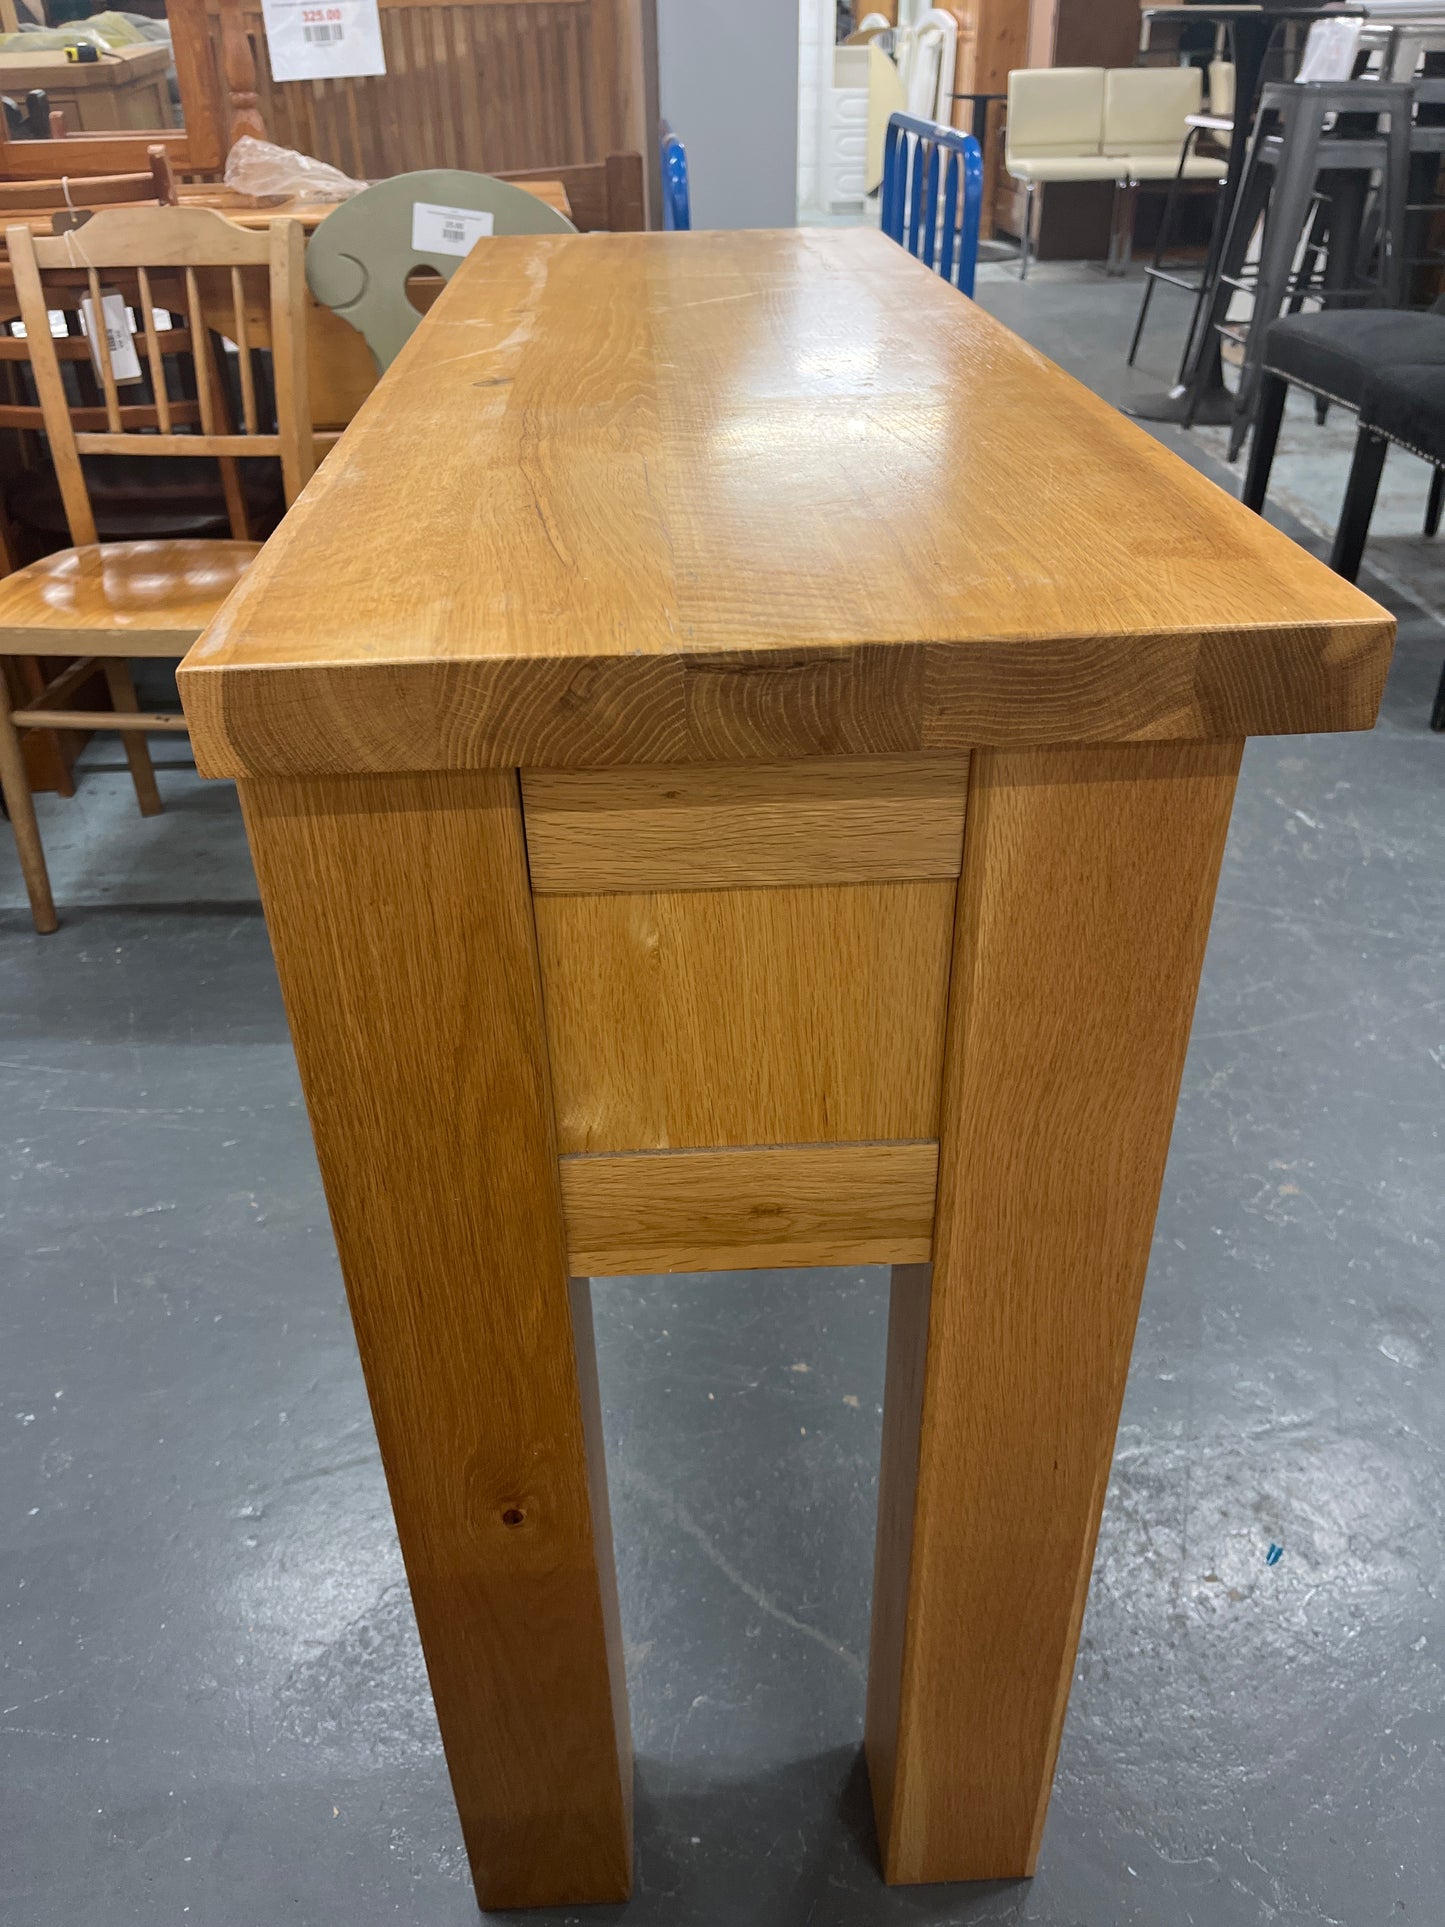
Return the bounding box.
[1199,78,1413,460]
[1128,109,1233,365]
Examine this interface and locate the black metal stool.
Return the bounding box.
[1128,110,1234,366]
[1196,79,1414,458]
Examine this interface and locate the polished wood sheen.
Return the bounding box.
[534,880,956,1153]
[560,1140,939,1275]
[178,227,1396,1910]
[238,768,631,1911]
[0,541,262,656]
[866,739,1242,1881]
[180,230,1391,780]
[522,755,971,892]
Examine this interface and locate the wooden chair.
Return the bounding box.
[0,205,313,933]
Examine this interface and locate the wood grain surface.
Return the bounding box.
[865,738,1242,1884]
[179,229,1393,778]
[534,880,956,1153]
[522,755,970,892]
[238,768,632,1910]
[560,1140,938,1274]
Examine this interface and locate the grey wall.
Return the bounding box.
[654,0,799,229]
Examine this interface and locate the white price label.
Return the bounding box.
[259,0,385,82]
[410,202,495,258]
[1296,20,1363,85]
[80,289,142,385]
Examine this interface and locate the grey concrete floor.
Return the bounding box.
[2,267,1443,1927]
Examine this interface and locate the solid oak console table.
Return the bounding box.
[178,228,1394,1911]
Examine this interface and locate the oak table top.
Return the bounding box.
[179,225,1393,780]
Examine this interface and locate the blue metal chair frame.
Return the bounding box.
[661,127,691,232]
[881,113,984,297]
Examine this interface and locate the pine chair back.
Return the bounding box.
[5,206,314,550]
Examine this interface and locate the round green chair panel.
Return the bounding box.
[305,169,577,372]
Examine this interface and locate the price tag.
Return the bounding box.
[410,202,495,258]
[259,0,385,83]
[1296,20,1362,85]
[80,288,142,385]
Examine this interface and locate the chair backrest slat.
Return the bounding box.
[4,205,315,550]
[231,266,258,434]
[185,266,219,438]
[135,265,173,434]
[84,267,124,433]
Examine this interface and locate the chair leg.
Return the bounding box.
[1228,118,1329,463]
[1020,182,1036,281]
[1329,428,1389,583]
[1195,154,1274,435]
[0,669,58,933]
[1287,197,1330,317]
[1127,271,1157,367]
[1242,372,1289,514]
[1426,466,1445,539]
[1106,181,1138,276]
[101,660,163,817]
[1431,654,1445,733]
[1128,146,1191,367]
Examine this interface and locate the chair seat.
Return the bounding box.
[1008,152,1225,185]
[0,539,260,655]
[1262,307,1445,409]
[1007,154,1126,183]
[1360,363,1445,467]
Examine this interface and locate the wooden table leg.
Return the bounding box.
[239,768,632,1911]
[866,739,1242,1884]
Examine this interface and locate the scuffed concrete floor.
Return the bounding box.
[2,268,1443,1926]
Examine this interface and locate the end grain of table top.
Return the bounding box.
[179,227,1394,778]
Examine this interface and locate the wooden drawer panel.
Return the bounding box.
[534,879,956,1154]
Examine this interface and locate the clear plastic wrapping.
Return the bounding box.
[222,137,366,204]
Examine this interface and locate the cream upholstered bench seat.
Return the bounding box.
[1007,154,1129,182]
[1006,65,1226,274]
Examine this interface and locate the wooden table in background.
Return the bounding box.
[177,228,1395,1910]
